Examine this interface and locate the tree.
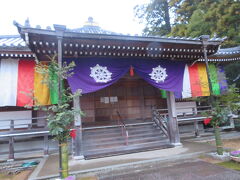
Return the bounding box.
[35,57,82,179]
[135,0,240,86]
[134,0,172,36]
[225,62,240,89]
[136,0,240,46]
[202,86,240,155]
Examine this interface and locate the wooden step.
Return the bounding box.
[84,136,168,150]
[83,126,157,137]
[84,141,173,159]
[82,122,171,159]
[83,123,154,134]
[84,131,165,143]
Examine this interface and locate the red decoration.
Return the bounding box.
[70,129,76,139]
[203,118,212,125]
[130,66,134,77]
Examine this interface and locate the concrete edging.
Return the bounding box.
[28,156,49,180]
[32,150,207,180]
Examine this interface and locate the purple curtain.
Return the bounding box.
[132,59,185,93]
[217,65,228,94]
[65,58,185,94]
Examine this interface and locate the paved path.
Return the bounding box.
[98,160,240,180]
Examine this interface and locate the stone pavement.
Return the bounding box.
[98,160,240,180]
[14,131,240,179]
[30,141,218,179]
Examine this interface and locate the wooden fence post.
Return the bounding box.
[9,120,14,160]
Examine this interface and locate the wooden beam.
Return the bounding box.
[166,91,181,145]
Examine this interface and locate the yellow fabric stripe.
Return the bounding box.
[34,63,51,105]
[197,63,210,96]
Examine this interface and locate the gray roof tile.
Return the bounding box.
[0,35,26,47]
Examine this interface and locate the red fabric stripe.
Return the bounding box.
[17,60,35,107]
[188,64,202,97]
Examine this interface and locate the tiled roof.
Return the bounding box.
[0,35,26,47]
[14,18,225,43]
[0,35,33,58]
[215,46,240,55]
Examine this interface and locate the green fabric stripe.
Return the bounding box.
[209,64,220,95]
[49,64,59,104]
[160,89,167,98]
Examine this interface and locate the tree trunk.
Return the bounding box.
[214,126,223,155]
[60,142,69,178]
[163,0,171,33]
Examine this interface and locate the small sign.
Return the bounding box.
[104,97,109,104]
[100,97,105,103]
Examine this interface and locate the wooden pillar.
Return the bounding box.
[200,35,214,96]
[54,24,66,176]
[166,91,181,145]
[54,24,66,103]
[73,94,84,159]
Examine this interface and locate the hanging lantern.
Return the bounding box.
[130,66,134,77]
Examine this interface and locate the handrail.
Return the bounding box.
[116,110,129,145]
[151,107,169,137]
[0,116,48,130]
[0,116,47,122]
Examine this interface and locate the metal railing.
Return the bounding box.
[116,111,129,145]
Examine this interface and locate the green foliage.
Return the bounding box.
[34,56,82,142]
[44,89,81,142]
[135,0,240,46]
[225,62,240,89]
[201,85,240,128]
[134,0,172,36]
[217,161,240,171]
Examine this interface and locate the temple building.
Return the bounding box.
[0,18,239,159]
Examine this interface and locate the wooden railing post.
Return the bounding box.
[73,94,84,160]
[166,91,181,146]
[9,120,14,160]
[43,135,49,155]
[192,107,200,137]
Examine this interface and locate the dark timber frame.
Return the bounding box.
[14,21,224,158]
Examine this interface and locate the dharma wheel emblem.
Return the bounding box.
[149,65,168,83]
[90,64,112,83]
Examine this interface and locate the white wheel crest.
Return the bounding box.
[90,64,112,83]
[149,65,168,83]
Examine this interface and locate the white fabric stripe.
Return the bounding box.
[0,59,19,106]
[182,64,192,98]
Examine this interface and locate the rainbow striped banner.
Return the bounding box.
[181,63,227,99]
[0,59,58,107]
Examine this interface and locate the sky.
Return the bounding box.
[0,0,150,35]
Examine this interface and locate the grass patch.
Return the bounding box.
[217,161,240,171]
[0,173,14,180]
